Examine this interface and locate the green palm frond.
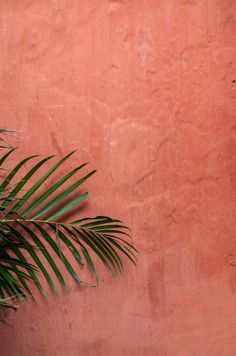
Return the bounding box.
[0,147,138,309]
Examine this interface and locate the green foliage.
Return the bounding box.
[0,131,137,312]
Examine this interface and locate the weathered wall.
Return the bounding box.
[0,1,236,355]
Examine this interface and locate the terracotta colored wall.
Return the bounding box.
[0,1,236,355]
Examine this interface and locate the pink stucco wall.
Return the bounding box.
[1,1,236,355]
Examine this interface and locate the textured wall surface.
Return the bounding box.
[0,1,236,355]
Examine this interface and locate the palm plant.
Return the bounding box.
[0,129,137,313]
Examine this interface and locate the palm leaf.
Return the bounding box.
[0,147,138,309]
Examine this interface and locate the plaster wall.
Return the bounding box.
[0,1,236,355]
